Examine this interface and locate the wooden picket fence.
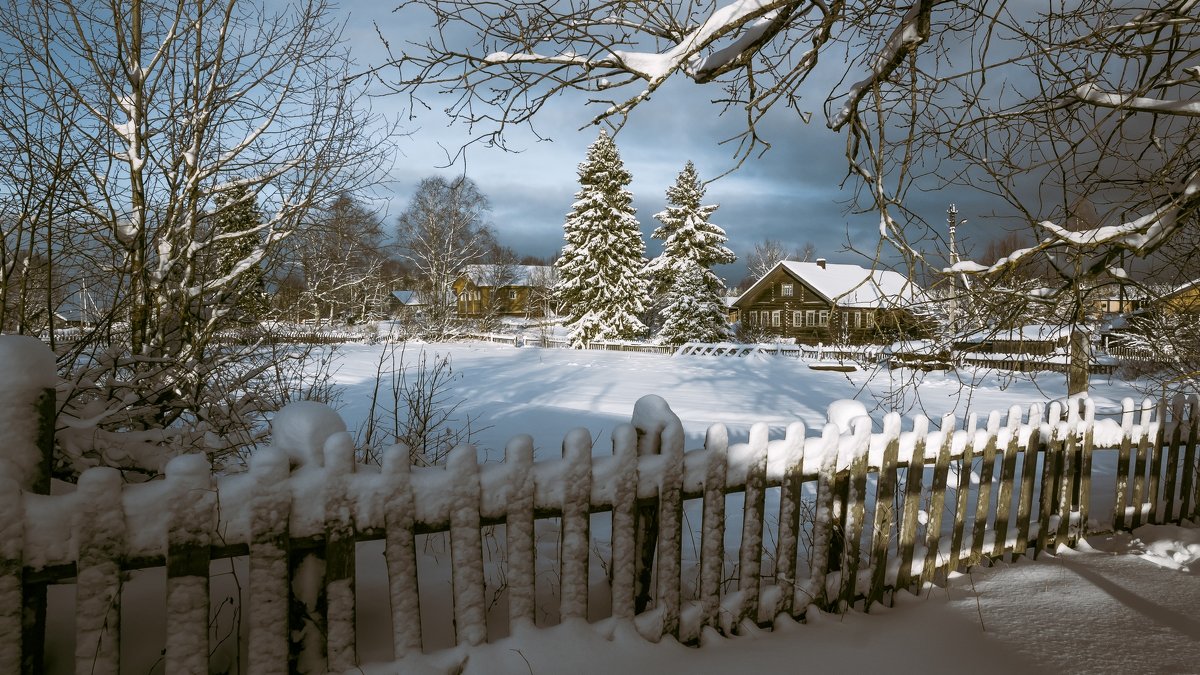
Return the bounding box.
[2,393,1198,674]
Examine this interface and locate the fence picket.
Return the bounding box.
[610,425,639,620]
[736,424,769,628]
[1148,398,1167,523]
[1113,400,1135,531]
[969,412,1001,566]
[921,414,955,586]
[806,426,839,611]
[655,408,686,638]
[992,406,1022,559]
[0,481,21,675]
[1164,395,1185,523]
[249,450,292,674]
[164,455,214,675]
[1015,404,1044,556]
[503,435,536,629]
[1036,419,1060,556]
[74,468,124,675]
[560,429,593,622]
[699,425,729,631]
[1132,399,1154,528]
[775,423,805,619]
[948,414,976,574]
[1056,422,1075,549]
[897,416,928,594]
[1181,395,1199,521]
[867,414,901,611]
[448,445,487,646]
[1076,400,1095,544]
[324,432,358,671]
[838,419,870,610]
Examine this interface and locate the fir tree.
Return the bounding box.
[657,263,730,345]
[647,161,735,342]
[209,184,268,322]
[555,130,649,346]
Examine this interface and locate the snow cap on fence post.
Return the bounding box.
[271,400,348,469]
[0,335,56,490]
[827,399,869,436]
[631,394,681,457]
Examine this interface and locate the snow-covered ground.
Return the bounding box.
[314,341,1197,675]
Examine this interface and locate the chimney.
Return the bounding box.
[816,258,826,269]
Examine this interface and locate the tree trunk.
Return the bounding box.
[1067,326,1089,396]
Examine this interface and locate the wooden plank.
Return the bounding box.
[948,414,977,574]
[897,416,928,594]
[655,408,686,638]
[324,433,358,671]
[775,422,805,619]
[631,399,665,615]
[560,429,593,621]
[1036,420,1060,556]
[992,406,1022,559]
[921,414,955,586]
[1147,398,1167,524]
[1075,400,1096,544]
[1056,423,1076,549]
[249,449,292,674]
[165,455,215,675]
[1181,395,1199,521]
[20,388,54,675]
[867,414,901,611]
[609,425,639,620]
[970,412,1002,566]
[839,420,870,611]
[0,481,22,675]
[737,424,769,627]
[1163,395,1185,523]
[1131,399,1154,528]
[806,426,839,612]
[1015,404,1044,557]
[73,469,124,675]
[699,425,729,630]
[502,435,536,629]
[1113,399,1136,532]
[447,445,487,646]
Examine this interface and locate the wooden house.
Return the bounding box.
[733,259,926,344]
[453,265,557,318]
[1158,278,1200,313]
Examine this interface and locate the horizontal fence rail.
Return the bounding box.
[2,389,1197,673]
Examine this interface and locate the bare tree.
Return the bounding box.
[378,0,1200,396]
[745,238,816,280]
[396,176,496,336]
[0,0,393,475]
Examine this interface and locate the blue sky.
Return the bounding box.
[337,1,984,284]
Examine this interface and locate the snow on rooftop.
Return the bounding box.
[752,260,923,308]
[461,265,556,287]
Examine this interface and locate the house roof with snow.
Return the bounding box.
[391,290,423,306]
[735,260,924,309]
[460,264,556,287]
[955,324,1073,344]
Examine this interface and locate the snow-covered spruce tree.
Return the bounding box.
[647,161,735,342]
[555,130,649,346]
[658,263,730,345]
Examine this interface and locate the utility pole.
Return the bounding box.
[946,204,969,334]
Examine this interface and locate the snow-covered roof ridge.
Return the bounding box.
[461,264,556,287]
[738,260,923,308]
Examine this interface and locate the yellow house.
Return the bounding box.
[1160,279,1200,313]
[453,265,557,318]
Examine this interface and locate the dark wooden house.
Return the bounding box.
[733,259,926,344]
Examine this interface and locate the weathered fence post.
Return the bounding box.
[1113,399,1135,532]
[248,449,292,675]
[503,435,536,630]
[698,424,728,631]
[0,336,56,675]
[921,414,955,586]
[165,453,215,675]
[867,414,900,611]
[808,425,839,611]
[445,445,487,646]
[838,418,870,611]
[560,428,593,622]
[1182,394,1199,521]
[948,413,977,574]
[324,431,358,670]
[610,425,639,620]
[383,442,423,657]
[897,416,928,594]
[74,467,125,675]
[992,406,1023,559]
[736,424,769,628]
[655,402,685,639]
[775,422,805,618]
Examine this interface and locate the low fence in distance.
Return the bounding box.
[3,381,1197,673]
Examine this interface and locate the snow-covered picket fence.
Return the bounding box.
[1,340,1198,672]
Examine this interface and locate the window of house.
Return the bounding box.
[866,312,875,328]
[509,289,518,300]
[805,310,815,327]
[792,310,802,326]
[772,310,782,327]
[818,310,829,326]
[781,282,793,297]
[854,311,863,328]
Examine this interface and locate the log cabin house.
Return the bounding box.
[733,259,926,344]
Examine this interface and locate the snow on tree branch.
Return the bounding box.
[1073,82,1200,118]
